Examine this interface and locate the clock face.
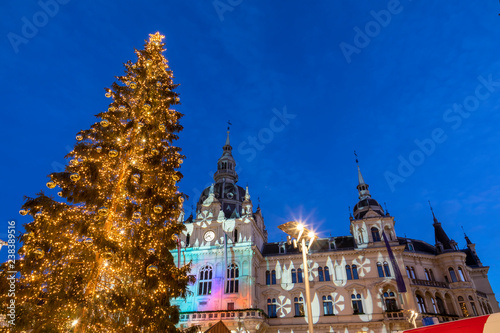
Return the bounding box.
[204,230,215,242]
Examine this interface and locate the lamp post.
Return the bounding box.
[278,221,316,333]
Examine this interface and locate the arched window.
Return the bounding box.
[267,298,277,318]
[429,269,435,281]
[324,267,331,281]
[297,268,303,283]
[318,267,324,282]
[383,262,391,277]
[351,294,364,314]
[291,269,297,283]
[186,233,190,246]
[346,265,352,280]
[469,296,478,316]
[406,266,412,279]
[323,295,334,315]
[271,270,276,285]
[410,267,416,279]
[458,267,466,282]
[233,228,238,243]
[424,269,430,281]
[225,263,239,293]
[383,291,398,311]
[371,227,381,242]
[416,294,426,313]
[198,266,212,295]
[352,265,359,280]
[294,297,305,317]
[436,296,445,314]
[377,263,384,277]
[458,296,469,317]
[266,270,270,285]
[431,297,437,313]
[449,267,458,282]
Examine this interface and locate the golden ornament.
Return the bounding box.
[147,248,155,255]
[146,60,152,67]
[108,106,116,112]
[76,134,83,141]
[153,205,163,214]
[70,173,80,181]
[159,124,166,131]
[175,96,180,102]
[33,248,44,259]
[84,238,93,245]
[130,82,137,89]
[58,191,63,197]
[109,150,119,158]
[19,209,28,216]
[132,174,141,181]
[151,148,159,156]
[179,159,183,164]
[132,212,141,219]
[144,104,151,111]
[105,92,111,98]
[179,197,184,203]
[156,81,162,87]
[138,122,144,128]
[100,119,110,127]
[46,181,56,189]
[119,105,126,111]
[173,174,180,181]
[96,146,102,153]
[102,251,113,260]
[98,207,109,217]
[70,159,79,166]
[147,264,158,275]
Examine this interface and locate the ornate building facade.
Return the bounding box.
[172,132,499,333]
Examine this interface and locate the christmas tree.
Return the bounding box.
[2,32,193,332]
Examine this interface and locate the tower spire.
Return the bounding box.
[429,201,454,252]
[214,123,238,183]
[354,151,371,199]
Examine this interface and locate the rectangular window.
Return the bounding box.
[227,303,234,310]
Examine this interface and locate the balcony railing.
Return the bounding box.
[179,309,267,322]
[384,310,406,320]
[411,279,449,288]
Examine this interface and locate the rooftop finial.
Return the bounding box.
[348,206,353,218]
[354,150,359,165]
[428,200,438,223]
[384,202,390,216]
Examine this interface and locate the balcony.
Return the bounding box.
[411,279,449,288]
[384,310,407,320]
[179,309,267,322]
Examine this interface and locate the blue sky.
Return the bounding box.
[1,1,500,295]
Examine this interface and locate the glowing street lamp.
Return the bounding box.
[278,221,317,333]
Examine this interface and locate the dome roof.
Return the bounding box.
[353,198,384,219]
[197,182,246,218]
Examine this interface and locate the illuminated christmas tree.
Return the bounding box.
[4,33,193,332]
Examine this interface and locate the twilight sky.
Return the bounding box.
[1,1,500,294]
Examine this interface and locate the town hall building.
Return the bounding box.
[172,131,499,333]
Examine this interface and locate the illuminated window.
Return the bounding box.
[225,264,239,294]
[383,262,391,277]
[371,227,381,242]
[297,268,303,283]
[198,266,212,296]
[458,267,466,282]
[352,265,359,280]
[351,294,364,314]
[346,265,352,280]
[291,269,297,283]
[377,263,384,277]
[294,297,305,317]
[449,267,458,282]
[266,270,270,285]
[324,267,330,281]
[323,295,334,315]
[416,294,426,313]
[458,296,469,317]
[271,270,276,285]
[267,298,277,318]
[318,267,324,282]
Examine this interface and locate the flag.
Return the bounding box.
[382,231,407,293]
